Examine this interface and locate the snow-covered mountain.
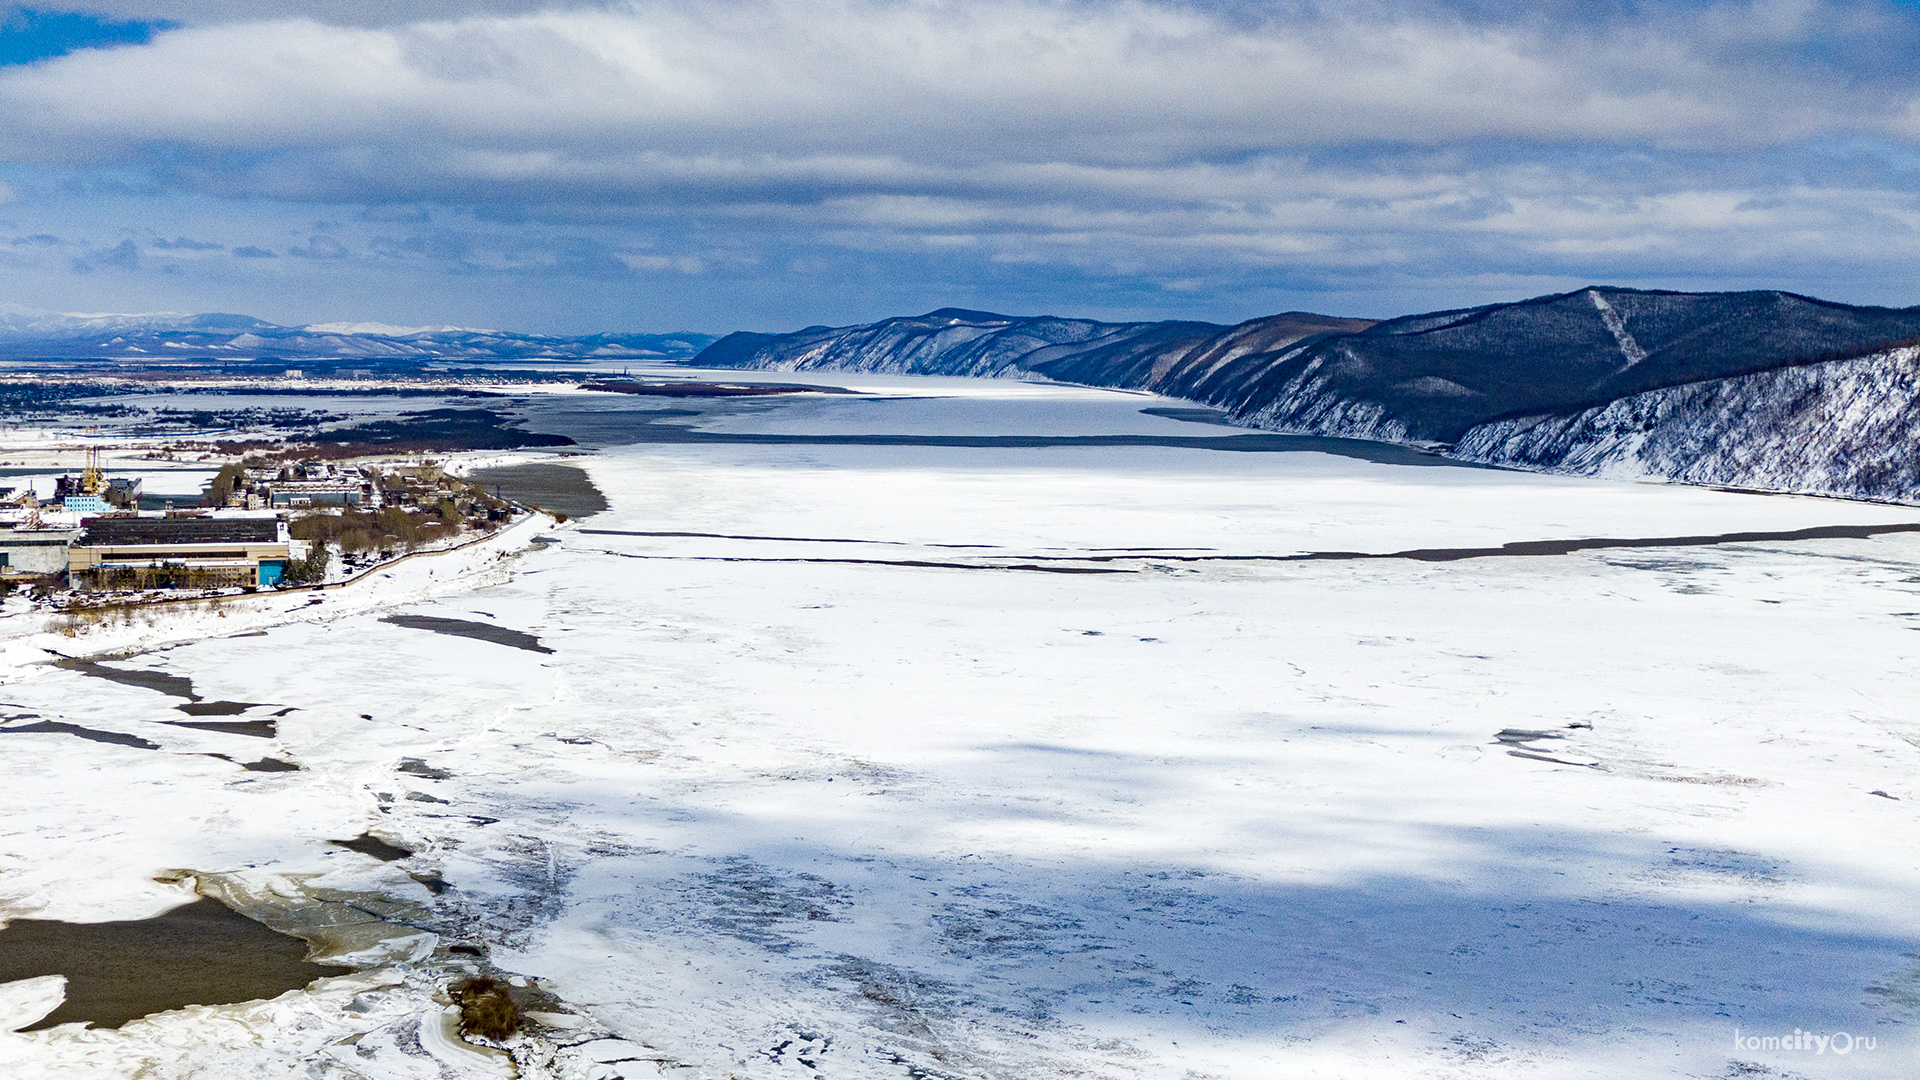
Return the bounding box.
[1452,343,1920,502]
[700,288,1920,502]
[698,307,1373,386]
[0,308,716,362]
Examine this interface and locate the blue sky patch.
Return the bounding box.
[1,8,170,67]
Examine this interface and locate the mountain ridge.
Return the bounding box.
[0,309,717,362]
[698,287,1920,502]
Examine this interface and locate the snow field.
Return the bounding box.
[0,379,1916,1078]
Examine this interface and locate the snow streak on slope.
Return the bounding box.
[1587,288,1648,371]
[1454,345,1920,502]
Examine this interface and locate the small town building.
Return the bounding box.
[254,461,373,509]
[68,517,292,590]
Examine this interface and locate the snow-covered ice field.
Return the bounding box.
[3,376,1918,1078]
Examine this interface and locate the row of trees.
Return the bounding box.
[287,504,460,555]
[286,481,505,571]
[200,464,246,507]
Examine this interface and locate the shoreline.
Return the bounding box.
[0,508,555,674]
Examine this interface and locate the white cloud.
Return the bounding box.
[4,2,1918,323]
[617,252,705,273]
[288,235,349,259]
[2,1,1915,200]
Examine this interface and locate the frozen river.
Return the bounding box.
[2,374,1918,1078]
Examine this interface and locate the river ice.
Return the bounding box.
[2,376,1917,1078]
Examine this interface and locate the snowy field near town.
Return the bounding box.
[2,374,1919,1079]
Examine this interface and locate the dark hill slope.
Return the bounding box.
[1256,288,1920,441]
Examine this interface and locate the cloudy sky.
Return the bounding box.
[2,0,1919,334]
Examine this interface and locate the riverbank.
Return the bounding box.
[0,509,552,672]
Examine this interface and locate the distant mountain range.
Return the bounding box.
[699,289,1920,503]
[0,310,716,364]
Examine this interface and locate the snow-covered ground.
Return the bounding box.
[2,377,1918,1078]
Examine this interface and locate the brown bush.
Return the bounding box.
[453,977,518,1041]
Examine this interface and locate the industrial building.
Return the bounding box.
[0,529,83,579]
[270,481,363,507]
[68,517,292,590]
[50,447,141,513]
